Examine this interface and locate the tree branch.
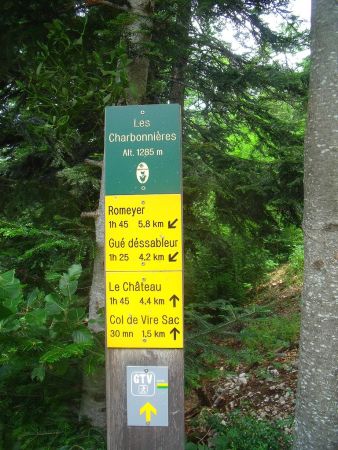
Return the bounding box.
[84,158,103,168]
[84,0,129,12]
[81,211,99,219]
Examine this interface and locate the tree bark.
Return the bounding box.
[125,0,154,104]
[80,0,158,430]
[80,170,106,427]
[169,0,191,108]
[293,1,338,449]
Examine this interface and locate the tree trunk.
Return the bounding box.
[169,0,191,108]
[293,1,338,449]
[80,0,156,429]
[125,0,154,104]
[79,170,106,428]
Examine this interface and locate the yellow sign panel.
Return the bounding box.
[105,194,182,272]
[106,271,183,348]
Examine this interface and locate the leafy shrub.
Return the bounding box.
[0,265,104,449]
[186,411,292,449]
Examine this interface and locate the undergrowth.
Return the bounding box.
[185,302,299,390]
[184,300,272,389]
[184,261,300,449]
[186,410,292,449]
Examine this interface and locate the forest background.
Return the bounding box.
[0,0,311,448]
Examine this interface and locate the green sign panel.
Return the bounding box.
[104,104,181,195]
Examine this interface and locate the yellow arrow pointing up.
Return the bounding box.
[140,402,157,424]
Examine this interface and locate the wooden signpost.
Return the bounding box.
[104,104,184,449]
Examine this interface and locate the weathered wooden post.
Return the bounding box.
[104,104,184,449]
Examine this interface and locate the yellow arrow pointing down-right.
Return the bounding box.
[140,402,157,424]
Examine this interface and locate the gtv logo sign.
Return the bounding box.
[131,370,155,396]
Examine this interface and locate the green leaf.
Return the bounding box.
[103,93,112,104]
[22,338,43,351]
[0,270,23,312]
[88,315,105,329]
[27,288,41,307]
[25,309,47,328]
[57,115,69,127]
[72,327,93,344]
[68,264,82,281]
[45,294,64,316]
[67,307,86,322]
[0,316,20,333]
[36,62,43,76]
[40,346,68,363]
[74,36,83,46]
[40,342,92,364]
[0,270,21,300]
[31,365,46,382]
[0,304,13,320]
[59,274,77,297]
[59,264,82,297]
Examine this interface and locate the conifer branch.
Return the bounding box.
[84,159,103,168]
[84,0,129,12]
[81,211,99,219]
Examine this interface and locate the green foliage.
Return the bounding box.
[184,191,287,305]
[286,243,304,283]
[270,225,304,283]
[219,313,300,370]
[0,4,128,287]
[0,269,23,314]
[0,0,307,299]
[0,265,104,449]
[186,411,292,449]
[184,300,273,388]
[2,417,106,450]
[240,315,300,355]
[185,298,300,389]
